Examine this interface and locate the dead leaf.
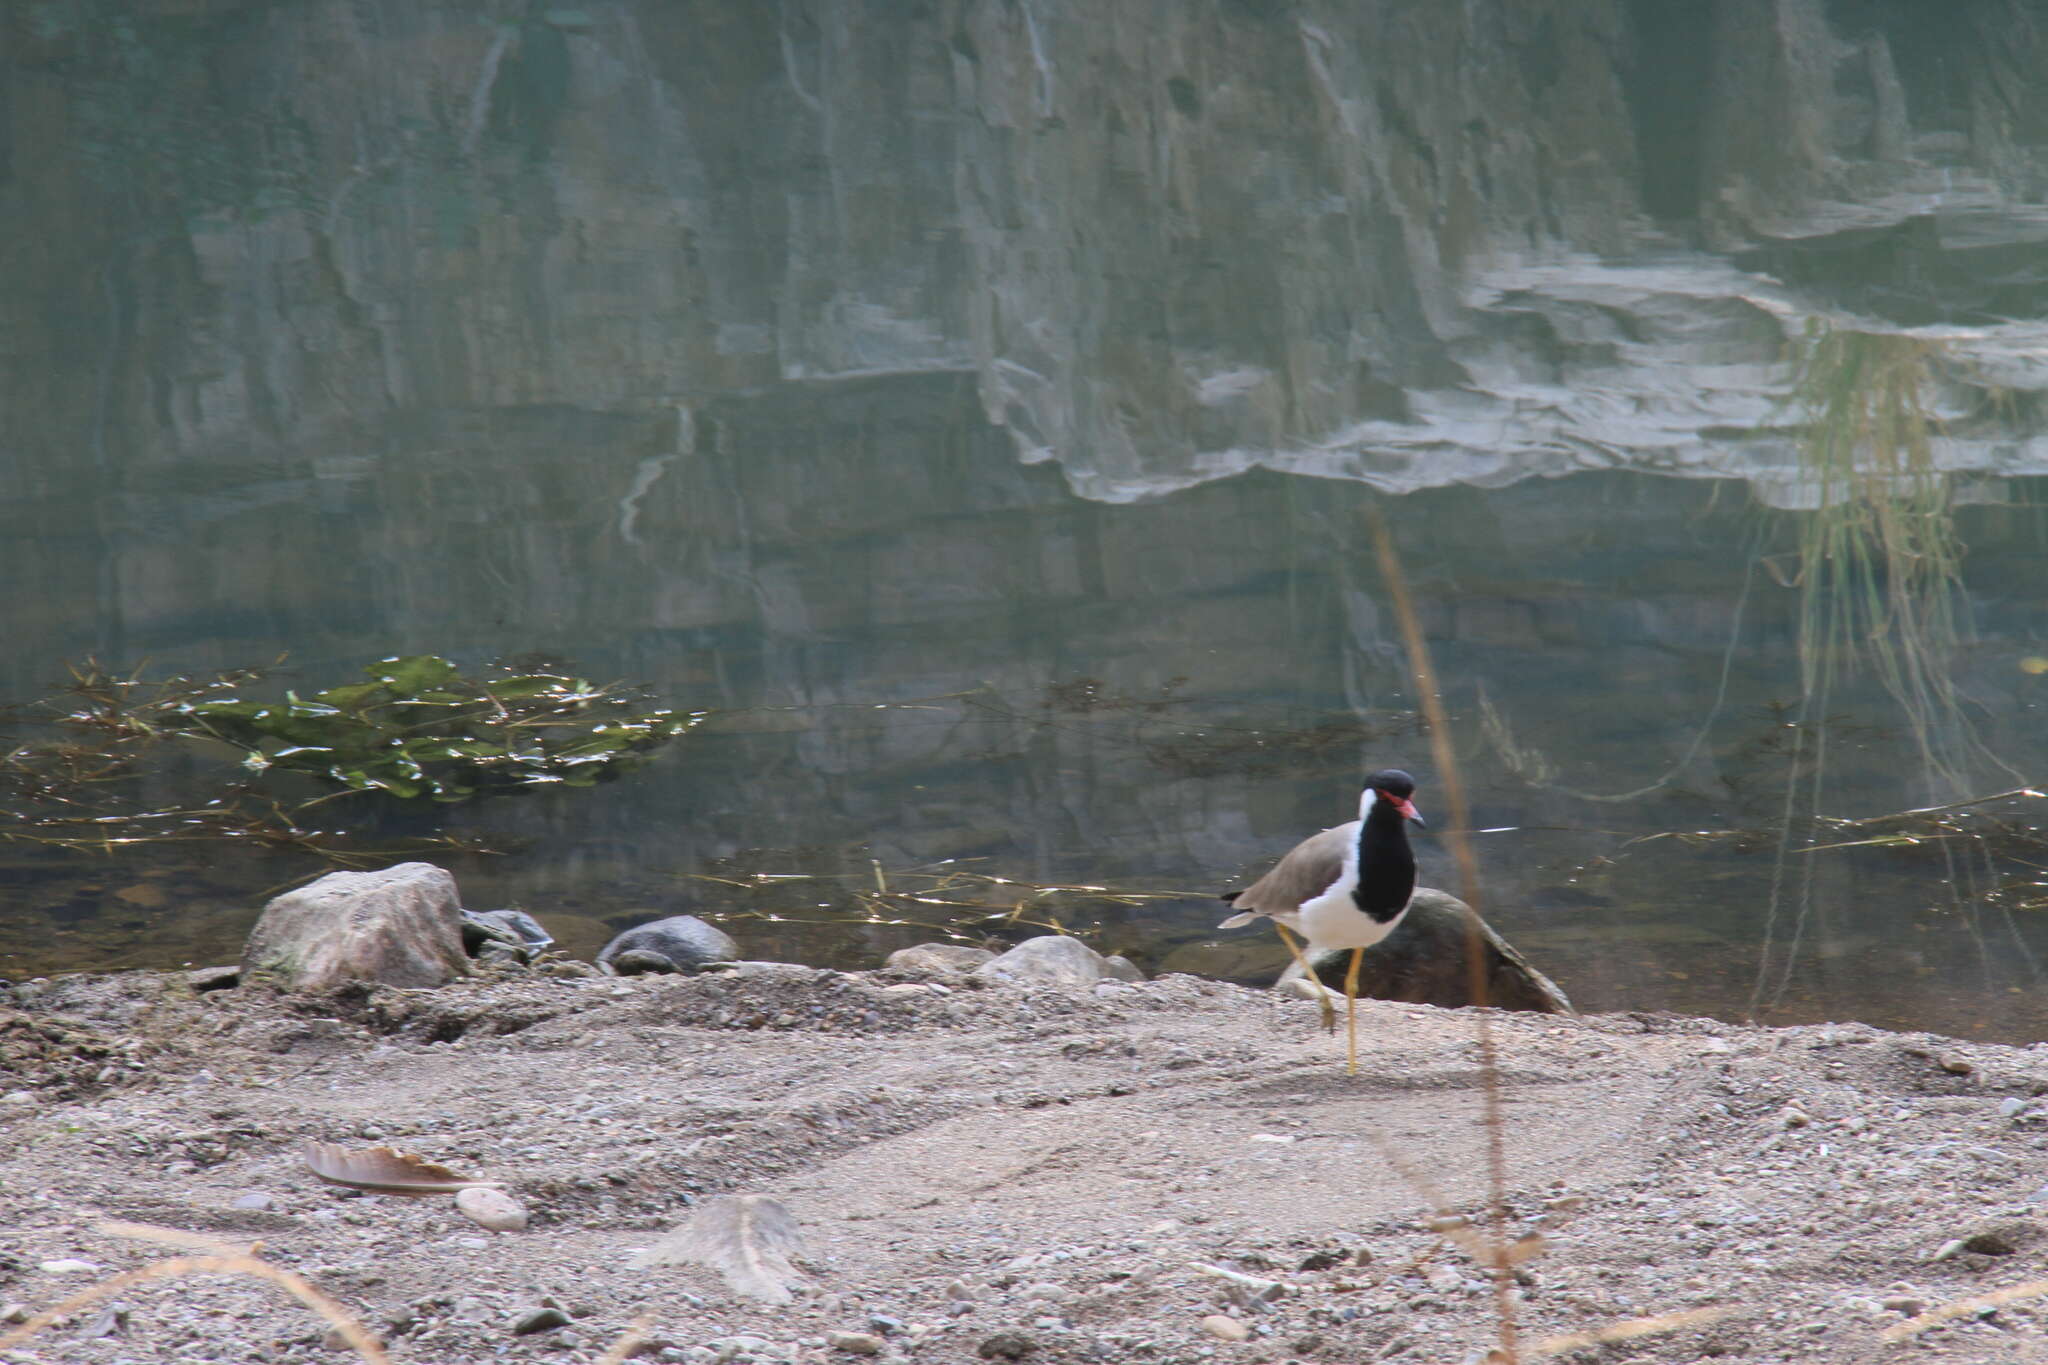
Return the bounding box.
[630,1194,808,1303]
[300,1142,501,1196]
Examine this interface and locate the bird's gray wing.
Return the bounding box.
[1228,822,1355,916]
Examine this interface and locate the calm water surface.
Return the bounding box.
[5,5,2048,1044]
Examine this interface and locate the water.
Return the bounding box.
[5,5,2048,1043]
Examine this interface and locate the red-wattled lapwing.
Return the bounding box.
[1220,769,1425,1073]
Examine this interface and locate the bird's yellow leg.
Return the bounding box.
[1344,947,1364,1075]
[1271,921,1337,1034]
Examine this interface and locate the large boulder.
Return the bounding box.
[242,862,470,992]
[1286,889,1573,1014]
[968,935,1143,989]
[596,915,739,975]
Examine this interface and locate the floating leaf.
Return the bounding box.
[630,1195,808,1303]
[301,1142,501,1197]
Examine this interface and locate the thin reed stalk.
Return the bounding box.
[1367,502,1519,1362]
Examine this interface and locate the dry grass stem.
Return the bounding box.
[1523,1305,1739,1356]
[595,1312,656,1365]
[0,1244,391,1364]
[1368,502,1520,1361]
[1879,1278,2048,1342]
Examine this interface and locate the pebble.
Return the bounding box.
[455,1186,529,1232]
[509,1305,571,1334]
[37,1259,100,1274]
[1200,1315,1250,1341]
[976,1330,1037,1360]
[826,1330,885,1354]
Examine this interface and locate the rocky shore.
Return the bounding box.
[4,952,2048,1365]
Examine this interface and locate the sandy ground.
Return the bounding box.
[3,960,2048,1365]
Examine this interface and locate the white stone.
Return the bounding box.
[455,1186,528,1232]
[969,936,1123,989]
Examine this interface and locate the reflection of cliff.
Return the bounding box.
[5,1,2047,506]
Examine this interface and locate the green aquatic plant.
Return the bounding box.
[0,655,700,863]
[157,654,702,803]
[1784,321,2000,800]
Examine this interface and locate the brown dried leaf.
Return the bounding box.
[301,1141,501,1197]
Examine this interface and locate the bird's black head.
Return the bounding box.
[1364,768,1415,800]
[1361,768,1424,826]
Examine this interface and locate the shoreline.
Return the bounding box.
[3,963,2046,1364]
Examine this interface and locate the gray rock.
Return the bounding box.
[597,915,740,975]
[968,936,1125,989]
[509,1305,571,1335]
[608,948,680,976]
[241,862,470,992]
[1287,889,1574,1014]
[886,943,998,977]
[460,909,554,960]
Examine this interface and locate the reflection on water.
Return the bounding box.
[5,463,2048,1044]
[5,5,2048,1042]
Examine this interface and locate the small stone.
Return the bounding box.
[77,1307,126,1339]
[969,936,1126,989]
[509,1306,571,1335]
[1424,1264,1466,1293]
[37,1259,100,1274]
[826,1330,886,1354]
[321,1324,378,1352]
[977,1330,1037,1360]
[455,1186,529,1232]
[1200,1315,1251,1342]
[886,944,998,977]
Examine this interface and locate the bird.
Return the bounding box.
[1219,768,1426,1073]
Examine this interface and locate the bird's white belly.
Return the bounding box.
[1298,891,1404,949]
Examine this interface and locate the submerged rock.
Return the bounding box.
[596,915,739,975]
[1287,889,1573,1014]
[242,863,469,993]
[969,935,1136,989]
